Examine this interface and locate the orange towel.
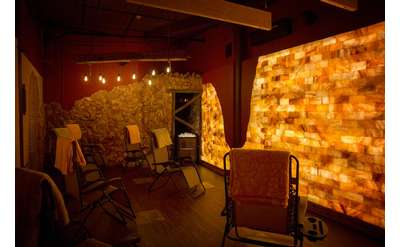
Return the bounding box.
[229,149,290,207]
[126,125,141,144]
[54,128,86,175]
[65,123,82,140]
[152,128,172,148]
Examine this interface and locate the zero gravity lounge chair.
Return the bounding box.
[124,125,150,168]
[221,149,307,247]
[147,128,205,194]
[53,126,136,226]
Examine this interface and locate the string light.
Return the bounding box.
[132,73,136,80]
[148,79,152,86]
[151,69,156,76]
[117,73,121,82]
[84,75,88,82]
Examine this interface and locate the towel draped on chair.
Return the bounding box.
[54,128,86,175]
[229,149,290,208]
[152,128,172,148]
[16,167,70,247]
[65,123,82,140]
[126,125,141,144]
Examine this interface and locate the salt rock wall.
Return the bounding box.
[46,73,202,166]
[201,83,231,169]
[245,22,385,227]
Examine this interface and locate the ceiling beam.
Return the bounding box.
[320,0,358,11]
[146,16,216,37]
[126,0,272,30]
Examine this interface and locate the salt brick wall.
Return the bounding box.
[201,83,231,169]
[245,22,385,227]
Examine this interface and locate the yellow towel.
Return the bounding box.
[126,125,141,144]
[152,128,172,148]
[65,123,82,140]
[229,149,290,208]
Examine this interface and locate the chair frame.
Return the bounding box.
[147,131,205,194]
[123,126,150,168]
[221,151,303,247]
[73,141,136,225]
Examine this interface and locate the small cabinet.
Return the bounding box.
[171,90,201,163]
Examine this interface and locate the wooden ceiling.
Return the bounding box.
[25,0,384,45]
[26,0,218,43]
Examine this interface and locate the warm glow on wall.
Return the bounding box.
[201,83,231,169]
[244,22,384,227]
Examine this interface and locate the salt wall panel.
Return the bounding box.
[201,83,231,169]
[245,22,384,227]
[46,73,202,166]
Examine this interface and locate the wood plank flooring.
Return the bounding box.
[82,165,384,247]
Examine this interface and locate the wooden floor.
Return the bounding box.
[80,165,384,247]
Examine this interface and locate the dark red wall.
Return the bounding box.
[43,35,183,109]
[16,0,44,75]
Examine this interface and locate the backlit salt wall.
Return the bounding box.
[245,22,384,227]
[201,83,231,169]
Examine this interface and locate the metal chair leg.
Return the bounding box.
[147,168,168,192]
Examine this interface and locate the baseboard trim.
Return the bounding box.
[200,160,225,176]
[307,201,384,241]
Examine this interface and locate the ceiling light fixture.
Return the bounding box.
[148,79,152,86]
[117,73,121,82]
[151,69,156,76]
[102,77,106,84]
[132,73,136,80]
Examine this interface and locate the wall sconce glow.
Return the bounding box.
[132,73,136,80]
[84,75,88,82]
[98,74,103,81]
[166,66,171,73]
[102,77,106,84]
[148,79,152,86]
[151,69,156,76]
[117,74,121,82]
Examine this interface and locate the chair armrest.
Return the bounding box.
[153,160,179,167]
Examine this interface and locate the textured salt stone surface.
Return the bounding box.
[45,73,202,167]
[201,83,231,169]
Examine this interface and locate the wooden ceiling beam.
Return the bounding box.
[126,0,272,30]
[320,0,358,11]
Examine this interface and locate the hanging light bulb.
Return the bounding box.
[117,73,121,82]
[102,77,106,84]
[166,66,171,74]
[151,69,156,76]
[98,74,103,81]
[148,79,152,86]
[84,75,88,82]
[132,73,136,80]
